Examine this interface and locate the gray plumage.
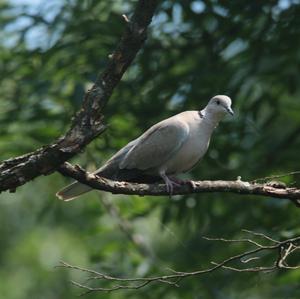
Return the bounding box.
[56,95,233,200]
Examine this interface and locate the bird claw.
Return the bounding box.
[163,176,190,197]
[170,177,196,190]
[166,181,173,197]
[161,174,195,197]
[161,174,177,197]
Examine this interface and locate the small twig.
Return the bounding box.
[211,262,276,273]
[242,229,280,244]
[241,256,261,263]
[251,171,300,183]
[203,236,265,248]
[57,232,300,294]
[122,14,130,23]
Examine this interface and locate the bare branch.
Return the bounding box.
[242,229,280,244]
[210,263,276,273]
[0,0,158,194]
[202,236,265,248]
[57,162,300,206]
[251,171,300,183]
[57,232,300,294]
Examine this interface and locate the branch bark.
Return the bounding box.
[58,163,300,206]
[0,0,158,193]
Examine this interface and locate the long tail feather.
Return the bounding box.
[56,182,92,201]
[56,139,161,201]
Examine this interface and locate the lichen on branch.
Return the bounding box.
[0,0,158,193]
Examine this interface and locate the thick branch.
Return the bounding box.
[0,0,158,193]
[58,163,300,205]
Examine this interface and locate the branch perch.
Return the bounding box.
[58,162,300,206]
[0,0,158,193]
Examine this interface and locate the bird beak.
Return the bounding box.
[226,107,234,116]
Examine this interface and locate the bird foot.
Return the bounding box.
[169,177,185,186]
[160,174,180,197]
[170,177,196,190]
[166,179,180,196]
[160,174,196,197]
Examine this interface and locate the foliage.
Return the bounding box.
[0,0,300,298]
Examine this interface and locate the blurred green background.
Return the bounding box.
[1,0,300,298]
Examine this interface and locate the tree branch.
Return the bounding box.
[0,0,158,193]
[57,231,300,295]
[58,163,300,206]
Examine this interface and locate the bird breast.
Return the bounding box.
[163,115,212,175]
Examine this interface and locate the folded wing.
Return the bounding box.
[120,119,189,171]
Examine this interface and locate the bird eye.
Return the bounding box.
[216,100,220,105]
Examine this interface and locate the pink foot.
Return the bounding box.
[170,177,196,189]
[160,174,180,196]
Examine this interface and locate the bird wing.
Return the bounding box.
[120,118,189,171]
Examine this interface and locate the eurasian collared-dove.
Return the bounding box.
[57,95,233,201]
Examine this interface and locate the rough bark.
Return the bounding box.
[0,0,158,193]
[58,163,300,206]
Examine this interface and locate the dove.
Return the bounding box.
[56,95,233,201]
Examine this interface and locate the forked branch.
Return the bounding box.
[0,0,158,193]
[58,230,300,295]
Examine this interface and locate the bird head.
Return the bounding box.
[205,95,234,117]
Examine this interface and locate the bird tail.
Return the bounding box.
[56,161,119,201]
[56,182,93,201]
[56,140,138,201]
